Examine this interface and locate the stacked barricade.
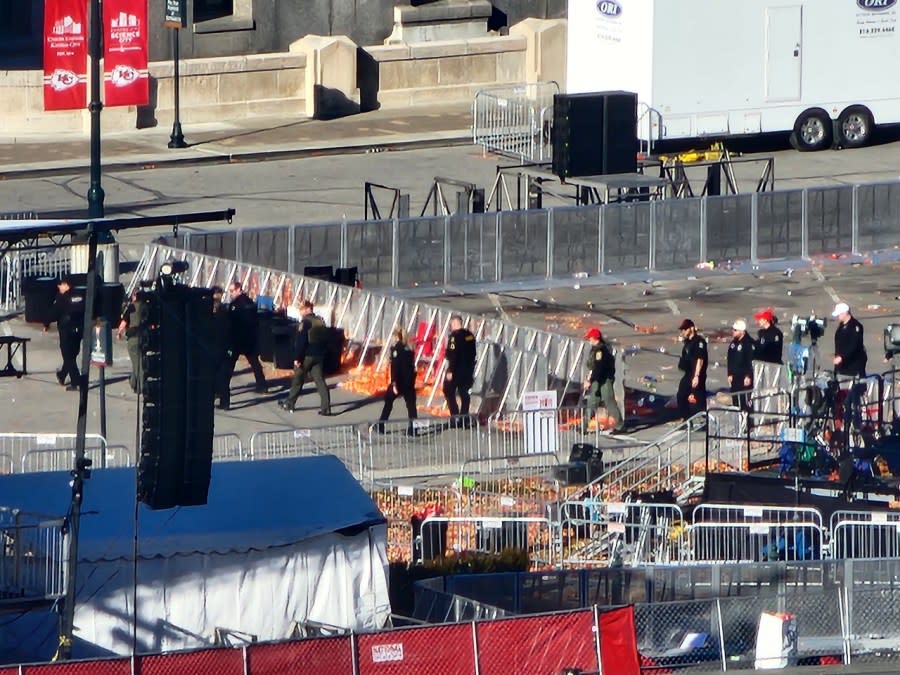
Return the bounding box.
[472,82,559,163]
[419,516,556,569]
[0,507,66,600]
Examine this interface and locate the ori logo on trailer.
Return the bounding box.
[597,0,622,17]
[857,0,897,10]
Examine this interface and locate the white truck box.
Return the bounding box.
[567,0,900,150]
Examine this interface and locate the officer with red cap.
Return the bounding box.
[582,327,624,433]
[753,308,783,364]
[677,319,707,421]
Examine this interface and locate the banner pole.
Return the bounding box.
[87,0,105,218]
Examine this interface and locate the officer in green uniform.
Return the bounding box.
[582,327,625,433]
[116,288,143,393]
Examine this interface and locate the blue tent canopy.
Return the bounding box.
[0,455,385,560]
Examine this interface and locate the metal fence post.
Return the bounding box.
[287,225,295,274]
[495,212,503,283]
[598,205,605,275]
[234,227,243,263]
[851,184,860,255]
[649,200,657,271]
[699,197,708,263]
[801,188,809,259]
[391,218,400,288]
[715,597,726,672]
[471,620,482,675]
[340,218,349,268]
[546,209,554,279]
[750,192,759,264]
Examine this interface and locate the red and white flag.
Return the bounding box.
[103,0,149,107]
[43,0,88,111]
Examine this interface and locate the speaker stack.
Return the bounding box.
[552,91,639,179]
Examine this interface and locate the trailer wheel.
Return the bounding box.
[790,110,832,152]
[838,106,874,149]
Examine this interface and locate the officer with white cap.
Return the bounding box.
[727,318,755,412]
[832,302,867,377]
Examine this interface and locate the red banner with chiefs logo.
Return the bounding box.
[43,0,88,111]
[103,0,149,106]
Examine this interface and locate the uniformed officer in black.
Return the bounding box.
[443,315,476,419]
[279,300,332,415]
[224,281,267,403]
[44,277,83,391]
[211,286,233,410]
[727,319,755,413]
[832,302,867,377]
[753,308,783,364]
[677,319,708,421]
[377,327,418,433]
[582,327,624,432]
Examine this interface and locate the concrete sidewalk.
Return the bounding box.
[0,105,473,179]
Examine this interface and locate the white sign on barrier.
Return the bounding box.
[522,390,558,454]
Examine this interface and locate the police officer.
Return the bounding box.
[115,288,143,393]
[832,302,867,377]
[211,286,233,410]
[582,327,624,433]
[677,319,708,422]
[278,300,332,415]
[443,315,476,421]
[44,277,82,391]
[753,308,783,364]
[727,319,755,413]
[223,281,267,404]
[377,327,417,433]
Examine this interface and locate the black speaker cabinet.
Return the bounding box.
[552,91,638,178]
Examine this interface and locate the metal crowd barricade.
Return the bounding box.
[689,504,825,564]
[830,510,900,560]
[420,515,555,569]
[0,433,107,475]
[486,406,615,462]
[248,425,364,479]
[213,433,245,461]
[363,417,484,483]
[558,500,687,568]
[0,508,67,600]
[472,82,559,163]
[21,445,130,473]
[458,452,562,519]
[137,244,588,417]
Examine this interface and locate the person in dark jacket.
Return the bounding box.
[753,308,783,365]
[211,286,233,410]
[832,302,867,377]
[377,327,418,433]
[278,300,332,415]
[44,277,82,391]
[443,315,476,420]
[677,319,708,422]
[224,281,267,401]
[582,327,624,433]
[727,319,755,413]
[115,289,143,393]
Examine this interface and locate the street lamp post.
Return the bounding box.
[86,0,105,219]
[168,28,187,149]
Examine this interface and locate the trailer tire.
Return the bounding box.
[790,109,832,152]
[837,106,874,149]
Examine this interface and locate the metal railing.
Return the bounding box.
[160,180,900,289]
[0,433,107,475]
[0,507,66,601]
[472,82,559,163]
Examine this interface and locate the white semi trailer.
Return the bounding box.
[566,0,900,150]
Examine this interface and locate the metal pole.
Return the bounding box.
[87,0,105,218]
[168,28,187,149]
[59,228,99,660]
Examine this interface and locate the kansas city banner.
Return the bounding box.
[43,0,88,111]
[103,0,149,107]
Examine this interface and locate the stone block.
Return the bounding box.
[509,17,567,87]
[379,59,440,91]
[290,34,361,118]
[438,54,496,85]
[387,0,491,44]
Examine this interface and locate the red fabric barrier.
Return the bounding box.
[599,606,641,675]
[247,637,353,675]
[476,609,597,675]
[358,623,475,675]
[25,659,130,675]
[137,647,243,675]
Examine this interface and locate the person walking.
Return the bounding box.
[377,327,418,433]
[753,308,783,364]
[115,288,143,393]
[677,319,708,423]
[582,327,625,433]
[727,319,755,413]
[223,281,267,407]
[44,277,82,391]
[443,315,476,422]
[211,286,233,410]
[278,300,332,415]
